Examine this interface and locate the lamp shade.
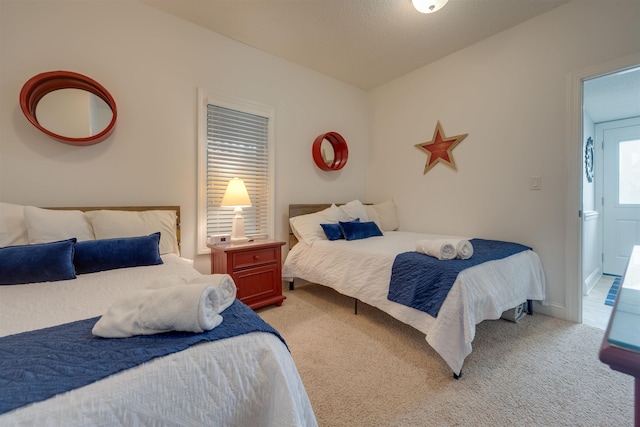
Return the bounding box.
[412,0,448,14]
[220,177,252,207]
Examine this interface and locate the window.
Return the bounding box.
[197,88,275,253]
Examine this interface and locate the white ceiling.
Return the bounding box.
[141,0,571,90]
[141,0,640,122]
[584,67,640,124]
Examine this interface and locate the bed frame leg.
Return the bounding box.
[526,299,533,315]
[354,299,358,315]
[289,279,295,291]
[453,371,462,380]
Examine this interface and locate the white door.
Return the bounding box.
[601,118,640,275]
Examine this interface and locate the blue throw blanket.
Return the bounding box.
[387,238,531,317]
[0,299,285,415]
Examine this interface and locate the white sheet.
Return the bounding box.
[283,231,546,375]
[0,254,317,427]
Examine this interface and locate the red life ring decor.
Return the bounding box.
[312,131,348,171]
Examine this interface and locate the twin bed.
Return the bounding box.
[283,201,547,377]
[0,204,316,426]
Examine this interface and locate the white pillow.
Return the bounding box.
[0,202,29,247]
[289,204,341,246]
[365,205,382,230]
[368,199,399,231]
[24,206,95,243]
[338,200,369,222]
[86,210,179,255]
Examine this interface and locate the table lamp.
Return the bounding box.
[220,177,252,242]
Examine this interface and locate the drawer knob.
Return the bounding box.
[253,255,260,260]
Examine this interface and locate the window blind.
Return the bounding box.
[205,104,270,239]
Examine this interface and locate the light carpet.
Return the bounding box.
[258,283,633,427]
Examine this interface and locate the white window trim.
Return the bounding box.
[197,87,275,254]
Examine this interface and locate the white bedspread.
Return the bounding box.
[0,254,317,427]
[283,231,546,375]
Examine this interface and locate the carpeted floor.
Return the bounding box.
[605,276,621,306]
[258,283,633,427]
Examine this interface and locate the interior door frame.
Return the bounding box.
[568,53,640,323]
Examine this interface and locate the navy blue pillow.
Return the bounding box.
[339,221,383,241]
[321,218,360,241]
[0,238,77,285]
[74,232,163,274]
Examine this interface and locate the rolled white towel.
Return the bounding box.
[92,283,224,338]
[416,239,456,260]
[148,274,236,313]
[455,239,473,260]
[187,274,237,313]
[137,283,225,333]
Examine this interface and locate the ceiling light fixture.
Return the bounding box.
[412,0,449,14]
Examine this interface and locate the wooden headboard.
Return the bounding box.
[45,205,181,248]
[288,203,333,249]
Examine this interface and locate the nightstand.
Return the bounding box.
[207,239,286,310]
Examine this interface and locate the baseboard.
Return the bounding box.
[583,268,601,296]
[534,302,575,322]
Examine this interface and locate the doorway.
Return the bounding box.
[600,118,640,275]
[581,67,640,329]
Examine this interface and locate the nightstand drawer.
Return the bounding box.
[232,247,278,270]
[234,264,279,301]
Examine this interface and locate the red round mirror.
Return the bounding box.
[19,71,117,146]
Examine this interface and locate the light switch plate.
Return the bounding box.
[530,176,541,190]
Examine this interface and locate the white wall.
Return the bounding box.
[0,0,369,271]
[581,113,600,295]
[367,0,640,320]
[2,0,639,321]
[582,114,596,213]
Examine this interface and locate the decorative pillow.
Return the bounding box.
[366,199,399,231]
[320,218,360,241]
[24,206,95,244]
[339,221,383,241]
[338,200,368,222]
[86,210,179,255]
[0,202,29,247]
[289,204,342,246]
[0,238,77,285]
[74,233,163,274]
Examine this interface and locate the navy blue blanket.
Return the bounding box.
[0,299,285,415]
[387,238,531,317]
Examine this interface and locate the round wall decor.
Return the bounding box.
[312,131,348,171]
[20,70,117,146]
[585,137,594,183]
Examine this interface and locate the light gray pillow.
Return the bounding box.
[366,199,399,231]
[86,210,179,255]
[0,202,29,247]
[24,206,95,244]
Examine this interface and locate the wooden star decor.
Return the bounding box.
[415,121,468,174]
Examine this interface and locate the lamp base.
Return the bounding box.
[230,212,249,242]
